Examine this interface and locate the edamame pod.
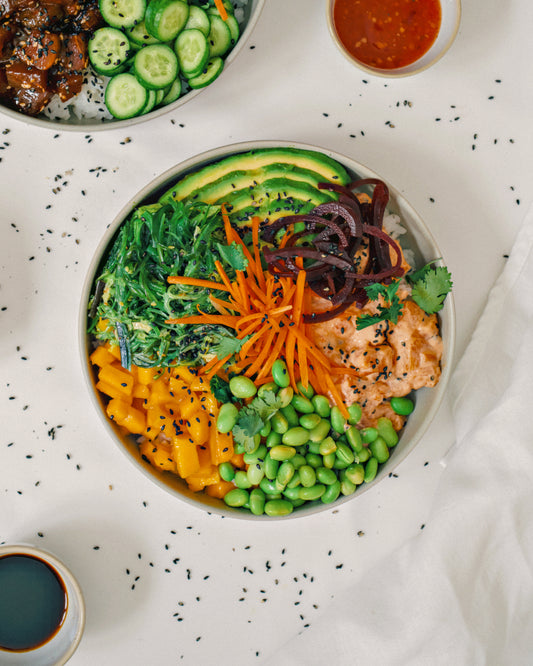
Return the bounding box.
[218,461,235,482]
[330,405,346,434]
[299,413,321,430]
[264,499,293,516]
[377,417,399,447]
[282,427,310,447]
[272,359,290,388]
[369,436,390,463]
[390,396,414,415]
[347,403,362,425]
[308,419,331,442]
[270,412,289,434]
[291,394,314,414]
[346,426,363,452]
[249,488,265,515]
[321,480,341,504]
[224,488,249,507]
[311,394,331,418]
[316,466,337,485]
[217,402,238,433]
[269,445,296,461]
[364,457,378,483]
[281,404,299,428]
[299,465,316,487]
[299,484,326,501]
[229,376,257,399]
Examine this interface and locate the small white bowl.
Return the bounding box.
[79,140,455,519]
[0,544,85,665]
[326,0,461,77]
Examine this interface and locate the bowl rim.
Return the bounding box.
[0,0,265,132]
[325,0,462,78]
[78,138,456,520]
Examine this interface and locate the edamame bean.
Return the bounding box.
[364,457,378,483]
[283,486,301,501]
[347,402,362,425]
[264,499,293,516]
[234,470,251,489]
[224,488,249,507]
[307,441,321,455]
[311,394,331,418]
[377,417,399,447]
[282,427,310,447]
[308,419,331,442]
[336,441,355,466]
[243,445,267,465]
[299,465,316,487]
[264,454,279,480]
[390,396,414,416]
[345,463,365,485]
[277,461,295,486]
[361,427,378,444]
[306,453,322,468]
[322,452,336,469]
[299,484,326,501]
[260,477,278,495]
[369,436,390,463]
[291,454,307,469]
[266,431,282,447]
[216,402,238,433]
[249,488,265,515]
[278,386,294,407]
[330,405,346,434]
[355,446,371,463]
[346,426,363,452]
[247,461,265,486]
[270,412,289,434]
[229,376,257,399]
[333,458,349,470]
[258,381,278,398]
[291,394,314,414]
[264,492,282,500]
[286,469,301,488]
[234,442,245,455]
[275,478,287,493]
[281,405,299,428]
[321,480,341,504]
[299,413,321,430]
[316,466,338,485]
[260,421,271,437]
[218,461,235,482]
[272,359,290,388]
[296,381,314,399]
[340,478,356,496]
[270,445,296,461]
[319,436,337,456]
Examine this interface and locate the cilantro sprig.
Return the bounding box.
[231,390,284,453]
[408,262,453,314]
[356,279,403,330]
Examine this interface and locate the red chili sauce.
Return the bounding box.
[333,0,442,70]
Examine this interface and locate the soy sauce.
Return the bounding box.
[0,554,67,651]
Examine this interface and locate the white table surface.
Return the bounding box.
[1,0,532,664]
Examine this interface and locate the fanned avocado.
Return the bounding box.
[159,147,350,204]
[221,178,335,226]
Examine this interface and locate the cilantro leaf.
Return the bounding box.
[209,376,234,404]
[407,259,442,284]
[410,266,453,314]
[232,407,265,453]
[211,335,248,360]
[356,279,403,330]
[251,390,284,421]
[216,241,248,272]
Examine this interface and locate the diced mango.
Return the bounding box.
[90,345,116,367]
[206,480,235,499]
[98,363,133,397]
[96,380,133,403]
[139,440,176,472]
[172,436,200,478]
[187,409,210,445]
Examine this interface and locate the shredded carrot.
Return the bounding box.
[165,208,355,414]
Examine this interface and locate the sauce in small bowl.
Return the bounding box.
[327,0,460,77]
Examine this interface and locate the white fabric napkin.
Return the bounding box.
[265,204,533,666]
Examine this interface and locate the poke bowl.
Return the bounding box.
[79,140,455,519]
[0,0,264,130]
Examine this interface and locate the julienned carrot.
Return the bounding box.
[166,209,351,417]
[214,0,228,21]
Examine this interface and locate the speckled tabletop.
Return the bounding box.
[1,1,532,664]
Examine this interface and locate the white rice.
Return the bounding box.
[40,0,251,124]
[383,212,416,267]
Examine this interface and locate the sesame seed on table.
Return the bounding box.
[0,0,531,663]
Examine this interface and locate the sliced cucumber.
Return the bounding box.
[207,1,234,16]
[174,28,209,78]
[159,77,182,105]
[144,0,189,42]
[141,88,157,114]
[127,19,160,47]
[133,43,179,89]
[88,27,131,75]
[98,0,146,29]
[207,14,231,57]
[105,72,148,118]
[187,56,224,88]
[184,5,211,36]
[224,13,239,46]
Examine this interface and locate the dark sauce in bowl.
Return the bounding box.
[0,554,67,652]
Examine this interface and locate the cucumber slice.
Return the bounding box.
[105,72,148,118]
[133,43,179,89]
[98,0,146,30]
[160,76,182,105]
[144,0,189,42]
[174,28,209,78]
[89,27,131,75]
[141,88,157,114]
[184,5,211,37]
[187,56,223,88]
[207,1,234,16]
[127,19,160,47]
[207,14,231,57]
[224,13,239,46]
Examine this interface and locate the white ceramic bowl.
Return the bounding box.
[0,544,85,665]
[0,1,264,131]
[79,139,455,519]
[326,0,461,77]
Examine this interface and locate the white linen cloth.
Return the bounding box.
[265,204,533,666]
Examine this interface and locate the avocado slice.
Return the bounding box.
[159,147,350,203]
[184,162,341,205]
[229,198,320,227]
